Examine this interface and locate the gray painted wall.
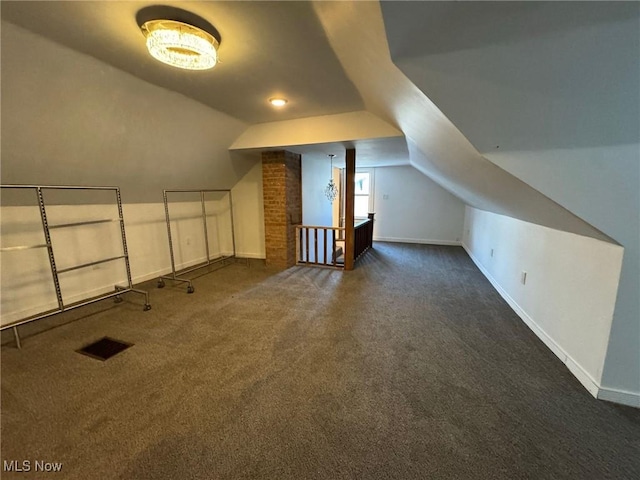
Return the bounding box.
[385,2,639,153]
[1,21,253,204]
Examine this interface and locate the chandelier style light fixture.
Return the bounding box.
[141,19,219,70]
[324,154,338,203]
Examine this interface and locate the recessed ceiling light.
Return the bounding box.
[141,19,219,70]
[269,98,288,107]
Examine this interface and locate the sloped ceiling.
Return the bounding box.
[0,0,617,243]
[310,0,613,243]
[381,1,639,153]
[0,0,363,124]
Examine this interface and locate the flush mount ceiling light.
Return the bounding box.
[141,19,219,70]
[269,98,288,107]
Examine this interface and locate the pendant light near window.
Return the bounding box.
[325,154,338,203]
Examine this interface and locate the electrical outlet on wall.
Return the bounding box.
[383,194,389,200]
[521,271,527,285]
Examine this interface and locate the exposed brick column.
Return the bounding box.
[262,150,302,268]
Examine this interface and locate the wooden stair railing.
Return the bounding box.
[296,226,346,268]
[354,213,374,262]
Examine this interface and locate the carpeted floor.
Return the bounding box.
[1,243,639,479]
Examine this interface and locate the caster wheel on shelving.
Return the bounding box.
[143,304,152,311]
[187,286,195,294]
[114,296,123,304]
[157,280,165,288]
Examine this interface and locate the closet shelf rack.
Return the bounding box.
[0,184,151,348]
[158,189,238,293]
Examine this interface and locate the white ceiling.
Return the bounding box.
[252,136,410,169]
[1,0,364,125]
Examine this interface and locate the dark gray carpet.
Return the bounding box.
[1,243,639,479]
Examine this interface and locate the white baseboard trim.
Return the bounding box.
[131,253,243,284]
[373,237,461,246]
[597,387,640,408]
[1,282,130,327]
[132,256,208,285]
[2,259,204,326]
[133,267,172,285]
[461,242,604,401]
[565,355,601,398]
[2,251,267,327]
[235,252,266,259]
[1,301,62,326]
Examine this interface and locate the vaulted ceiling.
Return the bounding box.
[1,1,363,124]
[2,0,635,242]
[381,1,639,154]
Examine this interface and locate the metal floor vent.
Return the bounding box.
[77,337,133,361]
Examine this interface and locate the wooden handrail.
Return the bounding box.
[353,214,374,262]
[296,225,345,231]
[296,215,372,269]
[354,218,372,228]
[296,225,345,268]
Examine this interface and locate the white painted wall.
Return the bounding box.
[299,163,465,260]
[0,165,265,327]
[373,165,465,245]
[0,204,129,324]
[301,156,335,263]
[1,202,169,326]
[462,207,636,406]
[487,145,640,400]
[230,162,265,259]
[302,156,334,227]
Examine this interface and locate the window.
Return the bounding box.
[354,169,374,219]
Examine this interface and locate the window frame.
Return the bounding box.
[354,168,375,220]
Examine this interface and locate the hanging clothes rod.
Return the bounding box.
[0,244,50,252]
[48,218,121,229]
